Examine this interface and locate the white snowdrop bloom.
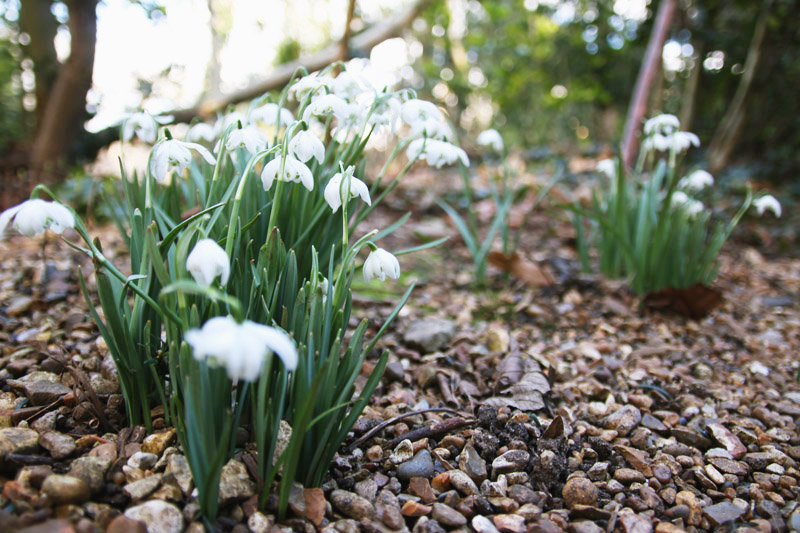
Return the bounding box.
[289,130,325,164]
[685,199,705,218]
[753,194,781,217]
[219,111,248,132]
[409,119,452,141]
[670,131,700,153]
[186,122,218,143]
[401,99,443,125]
[642,133,670,153]
[250,103,294,128]
[332,71,366,101]
[0,199,74,239]
[678,170,714,192]
[596,159,616,179]
[303,94,349,124]
[669,191,704,218]
[289,73,334,100]
[185,316,297,382]
[260,156,314,192]
[186,238,230,287]
[407,138,470,168]
[670,190,691,207]
[368,95,401,130]
[477,129,504,152]
[644,114,680,135]
[121,112,173,144]
[363,248,400,283]
[323,170,371,212]
[225,125,269,155]
[149,139,217,183]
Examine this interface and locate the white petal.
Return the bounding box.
[0,204,23,239]
[186,238,230,287]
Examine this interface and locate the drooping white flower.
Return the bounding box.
[332,71,366,101]
[289,130,325,164]
[185,316,297,382]
[669,191,704,218]
[149,139,217,182]
[121,112,173,144]
[302,94,349,123]
[186,238,230,287]
[363,248,400,283]
[367,95,401,130]
[407,138,470,168]
[290,73,334,101]
[186,122,218,143]
[644,114,680,136]
[225,125,269,155]
[251,103,294,128]
[678,170,714,192]
[219,111,248,133]
[477,129,504,152]
[753,194,781,217]
[401,99,442,125]
[596,159,616,179]
[409,119,452,141]
[323,170,371,212]
[0,199,74,239]
[261,156,314,192]
[642,131,699,154]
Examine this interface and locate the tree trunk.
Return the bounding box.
[29,0,98,179]
[707,1,770,174]
[678,41,703,132]
[19,0,59,129]
[621,0,677,168]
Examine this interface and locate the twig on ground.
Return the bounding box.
[345,407,467,452]
[389,416,476,449]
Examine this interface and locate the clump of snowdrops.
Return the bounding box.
[1,61,467,521]
[571,114,781,297]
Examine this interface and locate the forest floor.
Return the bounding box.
[0,169,799,533]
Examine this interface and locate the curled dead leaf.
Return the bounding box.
[488,252,553,287]
[643,284,723,320]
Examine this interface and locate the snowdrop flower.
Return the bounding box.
[335,102,367,132]
[324,170,371,212]
[289,130,325,164]
[219,111,248,133]
[644,114,680,136]
[401,99,442,125]
[122,112,173,144]
[185,316,297,382]
[670,191,704,218]
[477,129,504,152]
[149,138,216,183]
[186,122,218,143]
[261,156,314,191]
[409,119,452,141]
[596,159,616,179]
[225,125,269,155]
[407,138,470,168]
[753,194,781,217]
[303,94,348,123]
[678,170,714,192]
[251,103,294,128]
[670,131,700,153]
[332,71,366,101]
[290,73,333,100]
[186,238,230,287]
[368,95,401,128]
[0,199,74,238]
[363,248,400,283]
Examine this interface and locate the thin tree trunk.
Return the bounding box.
[679,41,703,131]
[204,0,223,100]
[29,0,98,179]
[19,0,59,129]
[707,1,770,174]
[339,0,358,61]
[621,0,677,168]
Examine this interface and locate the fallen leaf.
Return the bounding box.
[485,355,550,411]
[643,284,723,319]
[488,252,553,287]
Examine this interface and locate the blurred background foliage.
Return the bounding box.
[0,0,798,185]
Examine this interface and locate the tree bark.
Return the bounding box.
[678,41,703,132]
[29,0,98,179]
[621,0,677,168]
[707,1,770,174]
[339,0,358,62]
[18,0,59,129]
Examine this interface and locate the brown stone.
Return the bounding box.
[106,515,147,533]
[408,477,436,504]
[400,500,432,517]
[562,477,598,508]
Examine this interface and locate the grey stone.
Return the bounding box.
[69,456,111,493]
[403,319,456,352]
[218,458,255,502]
[125,500,184,533]
[431,503,466,527]
[703,501,746,527]
[165,454,192,495]
[397,450,434,481]
[458,444,487,482]
[491,450,530,475]
[38,431,75,460]
[603,406,641,437]
[41,474,91,505]
[447,469,479,496]
[23,380,71,406]
[331,489,375,520]
[123,474,163,500]
[0,427,40,460]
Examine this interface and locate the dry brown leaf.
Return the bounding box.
[643,284,723,320]
[488,251,553,287]
[485,355,550,411]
